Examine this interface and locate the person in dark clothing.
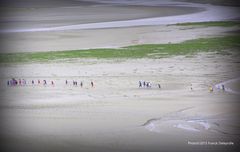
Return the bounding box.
[66,80,68,85]
[143,81,146,87]
[146,82,149,88]
[91,81,94,88]
[222,84,225,91]
[80,81,83,88]
[43,80,47,85]
[158,83,161,89]
[139,81,142,88]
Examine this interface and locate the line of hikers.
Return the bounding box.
[7,78,25,86]
[7,78,95,88]
[209,84,225,92]
[7,78,54,86]
[139,81,161,89]
[65,80,94,88]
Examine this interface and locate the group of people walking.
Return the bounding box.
[210,84,225,92]
[7,78,95,88]
[65,80,94,88]
[7,78,26,86]
[7,78,54,86]
[138,81,161,89]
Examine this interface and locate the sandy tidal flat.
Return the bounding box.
[0,53,239,152]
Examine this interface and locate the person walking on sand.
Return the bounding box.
[38,80,41,85]
[51,81,54,86]
[143,81,146,88]
[22,79,26,85]
[12,78,17,86]
[11,79,15,86]
[139,81,142,88]
[9,79,13,86]
[146,82,149,88]
[139,81,143,88]
[80,81,83,88]
[65,80,68,85]
[32,80,34,85]
[43,80,47,85]
[209,86,213,92]
[158,83,161,89]
[222,84,225,91]
[91,81,94,88]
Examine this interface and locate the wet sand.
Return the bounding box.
[1,25,239,53]
[0,0,203,32]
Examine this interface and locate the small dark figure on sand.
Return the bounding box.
[222,84,225,91]
[146,82,149,88]
[139,81,142,88]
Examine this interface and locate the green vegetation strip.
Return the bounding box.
[174,21,240,27]
[0,35,240,63]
